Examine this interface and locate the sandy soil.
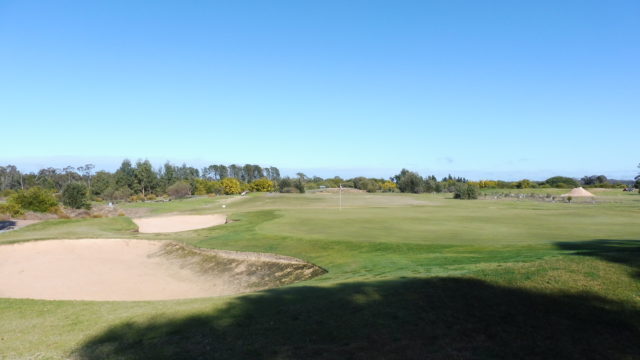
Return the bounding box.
[133,214,227,233]
[15,219,41,228]
[0,239,325,301]
[0,239,232,301]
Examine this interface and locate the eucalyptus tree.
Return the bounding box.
[114,159,138,193]
[77,164,95,188]
[134,160,158,197]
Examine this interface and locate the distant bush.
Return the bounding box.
[240,182,250,193]
[496,180,514,189]
[397,171,424,193]
[280,186,300,193]
[250,178,275,192]
[545,176,579,188]
[453,183,479,200]
[294,179,306,193]
[62,182,91,210]
[9,187,58,213]
[381,180,397,192]
[128,194,145,202]
[220,178,241,195]
[0,189,16,198]
[167,181,192,198]
[0,202,23,217]
[102,186,132,202]
[477,180,498,189]
[353,177,379,193]
[194,181,207,195]
[305,182,319,190]
[515,179,535,189]
[278,178,293,193]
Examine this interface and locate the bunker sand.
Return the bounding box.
[0,239,325,301]
[133,214,227,233]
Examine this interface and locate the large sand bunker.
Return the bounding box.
[0,239,325,301]
[133,214,227,233]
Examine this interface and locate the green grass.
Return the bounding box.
[0,191,639,359]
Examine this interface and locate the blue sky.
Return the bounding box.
[1,0,638,180]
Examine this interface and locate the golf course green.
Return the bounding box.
[0,190,638,359]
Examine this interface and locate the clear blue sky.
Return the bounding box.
[1,0,638,180]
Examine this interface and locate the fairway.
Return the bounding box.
[0,191,638,359]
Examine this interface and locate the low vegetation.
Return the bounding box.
[62,182,91,210]
[0,186,58,216]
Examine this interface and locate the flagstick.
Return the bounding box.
[339,184,342,211]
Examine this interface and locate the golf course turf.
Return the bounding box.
[0,190,638,359]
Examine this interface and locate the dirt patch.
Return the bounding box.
[0,239,326,301]
[133,214,227,233]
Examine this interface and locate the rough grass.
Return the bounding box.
[0,191,638,359]
[156,242,326,291]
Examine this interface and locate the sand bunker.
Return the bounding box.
[0,239,325,301]
[133,214,227,233]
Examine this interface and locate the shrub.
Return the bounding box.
[220,178,241,195]
[128,194,145,202]
[293,179,306,193]
[194,179,209,195]
[453,183,479,200]
[250,178,275,192]
[381,180,397,192]
[62,182,91,210]
[515,179,533,189]
[545,176,579,188]
[0,202,24,217]
[396,171,424,193]
[278,178,293,192]
[167,181,191,198]
[54,207,71,219]
[0,189,16,198]
[353,178,379,193]
[102,186,132,202]
[208,181,224,195]
[9,187,58,213]
[240,182,250,192]
[280,186,300,193]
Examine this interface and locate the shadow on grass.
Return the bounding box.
[556,239,640,278]
[73,277,639,360]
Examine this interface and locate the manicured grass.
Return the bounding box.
[0,191,638,359]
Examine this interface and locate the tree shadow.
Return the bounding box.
[0,220,16,231]
[73,277,639,360]
[555,239,640,278]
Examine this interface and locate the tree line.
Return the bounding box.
[1,161,638,215]
[0,160,282,200]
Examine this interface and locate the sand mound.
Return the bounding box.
[561,187,595,197]
[133,214,227,233]
[0,239,325,301]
